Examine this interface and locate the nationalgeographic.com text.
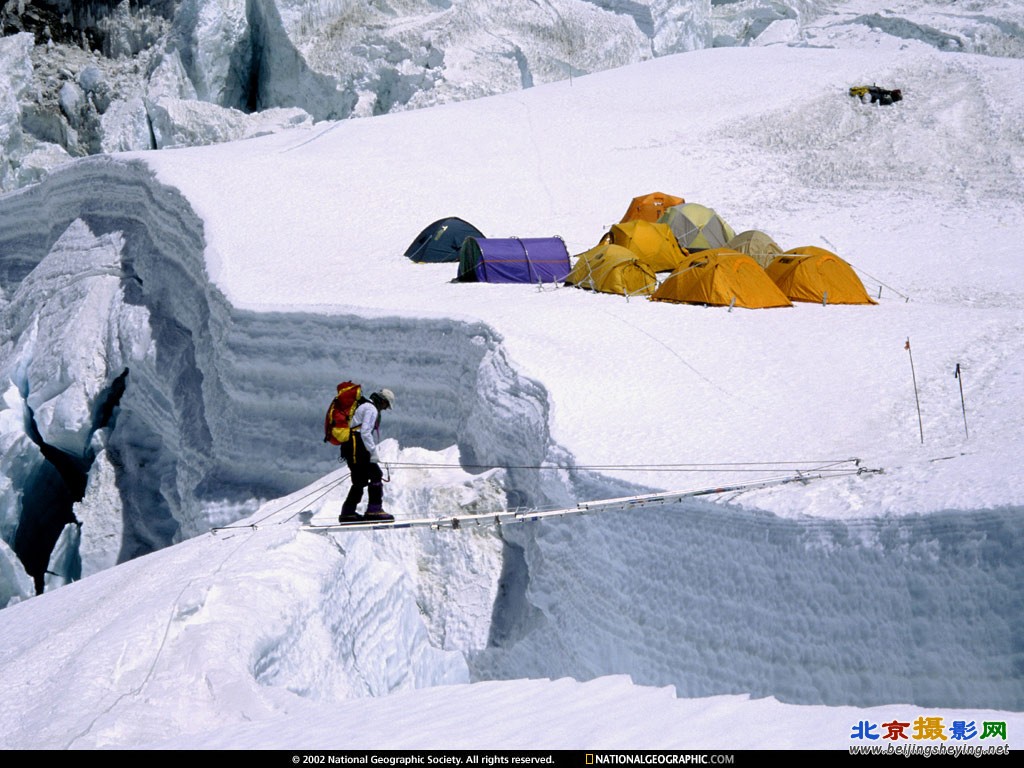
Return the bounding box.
[590,754,734,765]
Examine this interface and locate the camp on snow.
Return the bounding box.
[650,249,792,309]
[766,246,877,305]
[407,199,873,310]
[600,220,688,273]
[658,202,736,252]
[455,236,571,283]
[566,243,657,296]
[405,217,485,263]
[620,192,685,224]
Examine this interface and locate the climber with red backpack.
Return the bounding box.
[324,383,396,523]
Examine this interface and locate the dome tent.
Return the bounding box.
[766,246,877,305]
[404,217,484,263]
[619,192,685,224]
[658,202,736,252]
[566,243,657,296]
[455,237,571,283]
[727,229,783,269]
[600,220,688,273]
[651,249,792,309]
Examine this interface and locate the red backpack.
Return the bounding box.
[323,381,362,445]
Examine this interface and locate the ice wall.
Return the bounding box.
[473,501,1024,711]
[0,156,559,595]
[0,0,714,190]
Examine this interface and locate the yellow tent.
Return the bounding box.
[767,246,877,305]
[658,202,736,252]
[651,248,792,309]
[727,229,783,269]
[600,220,688,272]
[620,192,685,223]
[566,243,658,296]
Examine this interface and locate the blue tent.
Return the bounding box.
[455,237,571,283]
[404,217,484,263]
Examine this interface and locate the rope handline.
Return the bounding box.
[382,457,863,473]
[301,465,877,532]
[597,306,776,418]
[210,458,872,534]
[851,263,911,302]
[818,235,910,302]
[65,522,257,747]
[211,472,349,532]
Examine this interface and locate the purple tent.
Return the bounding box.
[455,237,571,283]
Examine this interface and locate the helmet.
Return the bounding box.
[376,388,396,409]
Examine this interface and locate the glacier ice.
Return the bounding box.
[15,1,1024,192]
[0,156,563,600]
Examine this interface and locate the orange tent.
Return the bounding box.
[619,192,685,224]
[600,220,688,272]
[651,249,792,309]
[767,246,877,305]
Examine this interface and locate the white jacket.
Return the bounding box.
[350,401,380,454]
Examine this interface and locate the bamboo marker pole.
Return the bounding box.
[905,338,924,444]
[955,363,969,439]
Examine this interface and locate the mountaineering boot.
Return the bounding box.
[363,504,394,523]
[339,495,363,523]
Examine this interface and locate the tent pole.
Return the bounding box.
[517,237,535,284]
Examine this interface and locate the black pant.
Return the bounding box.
[341,431,383,515]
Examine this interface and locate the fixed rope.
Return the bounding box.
[214,457,874,534]
[383,457,865,474]
[210,471,349,532]
[303,462,878,533]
